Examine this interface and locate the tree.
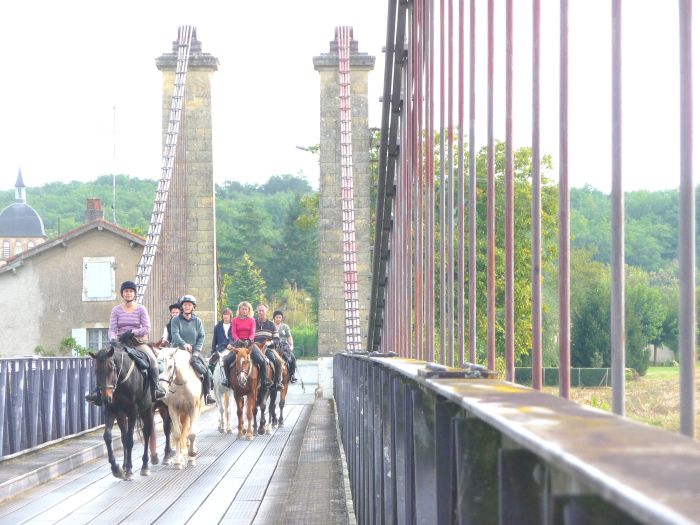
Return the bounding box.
[225,252,267,309]
[467,141,560,365]
[570,250,665,375]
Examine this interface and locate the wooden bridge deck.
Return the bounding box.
[0,376,351,525]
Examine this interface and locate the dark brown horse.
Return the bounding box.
[269,348,290,427]
[89,344,154,480]
[230,345,272,439]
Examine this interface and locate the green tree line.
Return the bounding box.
[1,173,320,353]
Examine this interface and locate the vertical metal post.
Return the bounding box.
[486,0,496,371]
[558,0,571,399]
[678,0,695,437]
[504,0,515,382]
[458,0,466,367]
[611,0,625,416]
[531,0,543,390]
[0,361,7,456]
[468,0,477,365]
[440,0,447,364]
[426,0,436,363]
[447,0,456,367]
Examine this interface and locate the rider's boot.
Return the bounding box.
[273,361,283,391]
[85,387,102,406]
[259,361,273,393]
[202,374,216,406]
[149,369,166,402]
[289,358,298,383]
[221,365,230,388]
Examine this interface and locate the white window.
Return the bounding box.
[27,241,35,249]
[14,240,22,255]
[87,328,109,350]
[2,241,9,258]
[82,256,116,301]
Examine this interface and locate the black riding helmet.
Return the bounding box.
[120,280,137,296]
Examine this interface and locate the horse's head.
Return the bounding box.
[157,347,178,388]
[233,348,253,388]
[89,346,118,405]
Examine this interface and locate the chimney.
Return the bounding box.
[85,198,104,223]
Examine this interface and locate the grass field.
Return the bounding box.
[542,366,700,436]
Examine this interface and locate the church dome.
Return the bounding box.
[0,202,46,237]
[0,168,47,238]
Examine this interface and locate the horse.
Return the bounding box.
[230,346,272,439]
[268,347,290,427]
[145,341,173,466]
[157,347,203,469]
[212,349,234,433]
[88,344,155,481]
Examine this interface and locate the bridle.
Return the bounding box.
[235,352,252,388]
[158,349,188,390]
[99,347,136,394]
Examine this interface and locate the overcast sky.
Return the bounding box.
[0,0,695,194]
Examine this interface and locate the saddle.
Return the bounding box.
[123,346,150,372]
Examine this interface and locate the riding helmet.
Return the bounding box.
[180,294,197,308]
[120,280,137,295]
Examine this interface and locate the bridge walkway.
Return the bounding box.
[0,364,352,525]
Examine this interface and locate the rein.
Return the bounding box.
[102,349,136,392]
[159,350,188,390]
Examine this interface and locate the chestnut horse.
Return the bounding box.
[230,346,272,439]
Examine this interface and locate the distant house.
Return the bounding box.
[0,169,48,260]
[0,198,145,356]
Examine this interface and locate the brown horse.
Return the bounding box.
[268,348,290,427]
[230,346,273,439]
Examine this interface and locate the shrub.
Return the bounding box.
[293,325,318,358]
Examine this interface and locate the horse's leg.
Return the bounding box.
[123,415,137,481]
[261,396,270,435]
[248,394,255,440]
[236,395,245,438]
[149,430,158,465]
[140,410,154,476]
[270,388,278,427]
[226,391,233,433]
[104,411,123,479]
[162,408,173,464]
[169,407,184,469]
[279,389,286,427]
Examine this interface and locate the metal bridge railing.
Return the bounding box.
[335,353,700,525]
[0,357,100,459]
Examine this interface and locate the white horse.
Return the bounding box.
[157,347,203,469]
[213,350,234,434]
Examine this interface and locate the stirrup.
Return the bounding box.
[221,378,230,388]
[153,387,166,401]
[290,376,298,384]
[204,393,216,406]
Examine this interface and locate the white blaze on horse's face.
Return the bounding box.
[237,355,248,387]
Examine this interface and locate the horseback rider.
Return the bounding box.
[170,294,216,406]
[86,280,166,406]
[210,307,234,369]
[221,301,268,389]
[273,310,298,383]
[160,302,182,346]
[255,304,285,392]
